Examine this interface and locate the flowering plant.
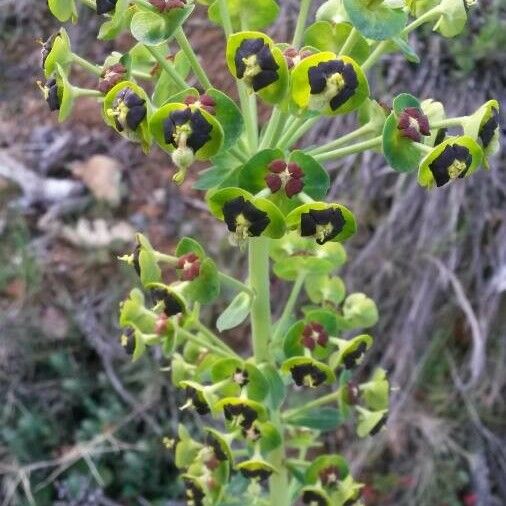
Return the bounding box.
[41,0,499,504]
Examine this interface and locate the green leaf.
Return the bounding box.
[216,291,251,332]
[304,21,370,64]
[48,0,77,22]
[130,6,194,46]
[305,274,346,305]
[390,36,420,64]
[98,0,132,40]
[184,258,221,304]
[176,237,206,258]
[260,364,286,410]
[206,88,244,150]
[288,407,342,431]
[208,0,279,31]
[343,0,407,41]
[138,248,162,286]
[43,29,72,79]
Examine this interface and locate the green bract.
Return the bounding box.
[281,356,335,388]
[48,0,77,22]
[417,135,483,189]
[330,333,373,371]
[209,0,279,30]
[433,0,470,38]
[305,454,350,485]
[338,292,378,329]
[343,0,408,40]
[98,0,133,40]
[304,21,370,64]
[41,29,72,78]
[103,81,152,151]
[291,52,369,116]
[130,4,194,45]
[226,31,289,104]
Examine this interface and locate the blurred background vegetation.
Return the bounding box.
[0,0,505,505]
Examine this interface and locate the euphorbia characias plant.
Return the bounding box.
[41,0,499,503]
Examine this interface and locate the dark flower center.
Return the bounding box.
[242,424,261,442]
[479,108,499,149]
[239,465,272,481]
[223,402,257,429]
[164,108,212,153]
[308,59,358,111]
[342,341,368,370]
[41,78,61,112]
[429,143,472,187]
[184,479,205,506]
[369,413,388,436]
[265,160,304,198]
[222,196,270,241]
[302,490,328,506]
[300,208,345,245]
[291,363,327,388]
[98,63,126,94]
[319,466,341,487]
[397,107,430,142]
[185,386,210,415]
[151,289,184,317]
[111,88,146,132]
[301,321,328,350]
[177,252,201,281]
[345,381,361,405]
[206,433,228,461]
[149,0,186,11]
[96,0,117,14]
[235,38,279,92]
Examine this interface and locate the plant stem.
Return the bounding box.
[145,45,188,91]
[430,117,467,129]
[292,0,313,48]
[307,123,374,156]
[339,27,359,56]
[78,0,96,9]
[276,116,308,148]
[280,116,320,149]
[268,412,290,506]
[72,53,102,76]
[272,272,306,345]
[177,327,231,357]
[298,192,314,204]
[248,237,271,364]
[283,387,342,420]
[73,87,103,98]
[219,271,254,296]
[361,41,389,72]
[217,0,233,36]
[259,108,283,149]
[238,84,258,151]
[229,148,248,164]
[174,28,212,90]
[191,320,240,357]
[403,5,442,35]
[314,135,382,162]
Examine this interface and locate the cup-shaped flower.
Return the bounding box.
[37,64,75,122]
[359,368,390,411]
[210,357,269,402]
[204,428,234,464]
[286,202,357,245]
[148,282,187,317]
[330,334,374,372]
[291,52,369,116]
[118,233,162,286]
[333,475,364,505]
[355,406,388,437]
[239,149,330,214]
[236,458,276,482]
[103,81,152,151]
[305,454,350,489]
[433,0,473,38]
[382,93,432,173]
[150,102,224,183]
[281,357,335,388]
[463,100,500,168]
[283,309,338,361]
[337,292,379,330]
[207,188,286,245]
[216,397,268,430]
[417,135,483,188]
[175,424,204,470]
[182,475,206,506]
[40,28,72,78]
[302,487,332,506]
[226,31,289,104]
[97,0,118,14]
[270,231,347,281]
[179,380,216,416]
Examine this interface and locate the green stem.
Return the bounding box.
[270,111,290,147]
[402,5,443,35]
[292,0,313,48]
[145,45,188,91]
[268,412,290,506]
[229,148,248,164]
[307,123,374,156]
[71,53,102,76]
[248,237,271,363]
[259,108,283,149]
[413,142,432,154]
[78,0,96,9]
[339,27,359,56]
[132,70,154,80]
[430,117,467,129]
[177,327,231,357]
[276,116,307,148]
[279,117,319,149]
[361,41,388,72]
[238,84,258,151]
[191,320,240,358]
[272,272,306,345]
[314,135,382,162]
[283,387,342,420]
[217,0,233,36]
[219,272,254,296]
[73,87,103,98]
[175,28,212,90]
[298,192,314,204]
